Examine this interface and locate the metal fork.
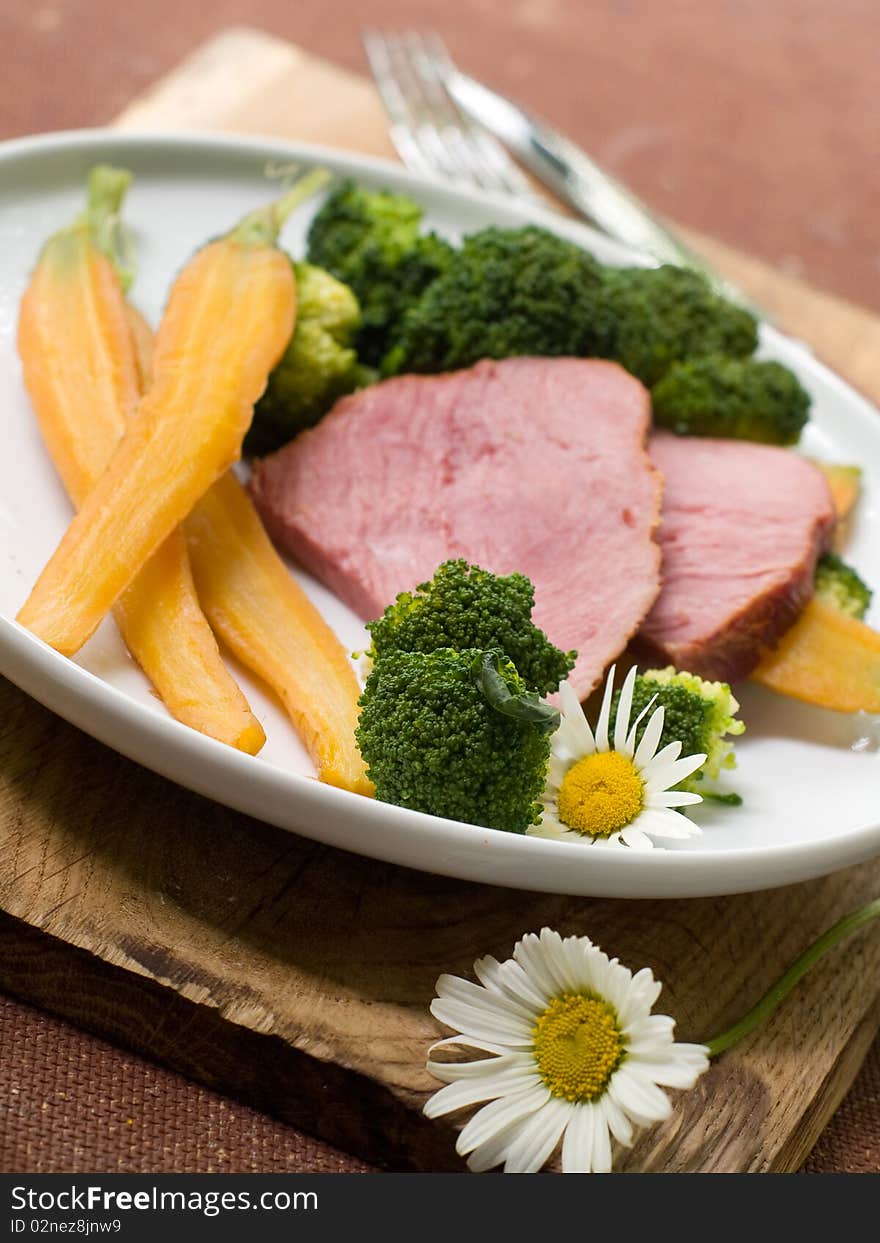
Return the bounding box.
[364,30,762,312]
[362,29,548,206]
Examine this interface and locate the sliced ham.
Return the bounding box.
[637,431,836,681]
[250,357,663,698]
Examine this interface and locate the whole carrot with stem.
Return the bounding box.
[18,169,329,657]
[16,165,264,753]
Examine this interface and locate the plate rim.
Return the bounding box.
[1,125,878,900]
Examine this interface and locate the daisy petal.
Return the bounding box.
[427,1033,513,1059]
[514,931,570,997]
[430,997,532,1046]
[466,1119,526,1173]
[600,1092,635,1148]
[622,1014,676,1044]
[614,665,638,753]
[502,1097,573,1173]
[423,1066,542,1118]
[456,1085,549,1155]
[648,740,683,768]
[634,705,665,767]
[610,1067,673,1125]
[557,680,595,755]
[644,753,707,792]
[649,789,704,808]
[594,664,617,752]
[636,810,702,840]
[624,692,659,755]
[590,1100,613,1173]
[473,955,550,1014]
[561,1103,596,1173]
[619,826,654,850]
[471,958,541,1019]
[627,1054,709,1090]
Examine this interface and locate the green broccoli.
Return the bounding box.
[601,265,759,387]
[651,355,810,445]
[246,261,370,456]
[814,552,872,620]
[356,647,555,833]
[614,667,745,801]
[381,225,613,376]
[365,559,575,695]
[306,180,453,365]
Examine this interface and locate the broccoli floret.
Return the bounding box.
[306,180,453,365]
[601,266,759,387]
[365,559,575,695]
[651,355,810,445]
[356,648,553,832]
[381,225,613,376]
[614,667,745,800]
[246,262,369,456]
[815,552,872,620]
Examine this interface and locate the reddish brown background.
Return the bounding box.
[1,0,879,1174]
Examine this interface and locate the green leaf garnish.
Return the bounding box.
[473,652,560,735]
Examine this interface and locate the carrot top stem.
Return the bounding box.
[82,164,136,290]
[227,168,332,248]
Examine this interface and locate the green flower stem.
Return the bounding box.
[705,897,880,1058]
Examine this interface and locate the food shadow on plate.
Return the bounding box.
[735,681,880,752]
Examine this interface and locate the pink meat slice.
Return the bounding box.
[637,431,836,681]
[250,357,663,698]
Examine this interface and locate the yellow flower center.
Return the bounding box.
[556,751,643,838]
[532,992,624,1103]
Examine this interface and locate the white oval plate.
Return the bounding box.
[1,129,879,899]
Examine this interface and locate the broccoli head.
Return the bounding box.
[365,559,575,695]
[306,180,452,365]
[601,265,759,387]
[814,552,872,620]
[614,666,745,800]
[381,225,613,376]
[651,355,810,445]
[246,261,370,456]
[356,647,554,833]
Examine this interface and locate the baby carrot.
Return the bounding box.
[18,170,328,657]
[128,307,370,795]
[186,474,373,796]
[16,166,265,753]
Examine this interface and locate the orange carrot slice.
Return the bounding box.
[752,596,880,713]
[186,474,372,795]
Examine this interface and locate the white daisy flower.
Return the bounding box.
[529,664,707,849]
[424,927,709,1173]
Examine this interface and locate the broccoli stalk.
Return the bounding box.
[245,261,371,456]
[306,180,452,365]
[615,667,745,802]
[651,355,811,445]
[814,552,873,620]
[365,559,576,695]
[356,647,553,833]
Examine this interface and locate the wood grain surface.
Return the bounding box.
[2,27,880,1173]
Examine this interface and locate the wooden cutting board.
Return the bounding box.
[3,27,880,1173]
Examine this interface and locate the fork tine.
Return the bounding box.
[364,29,476,187]
[362,29,437,178]
[365,27,551,205]
[400,31,494,190]
[417,32,546,201]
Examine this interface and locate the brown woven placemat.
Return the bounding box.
[0,993,375,1174]
[1,990,876,1173]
